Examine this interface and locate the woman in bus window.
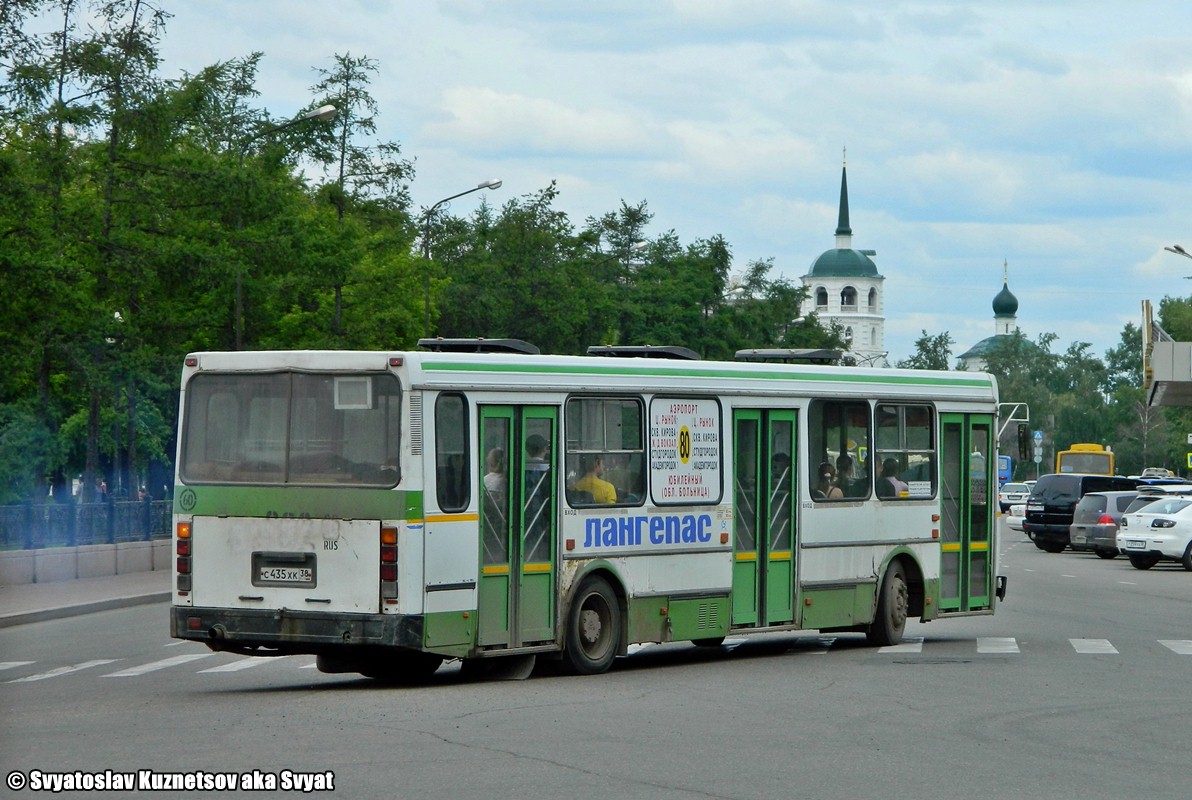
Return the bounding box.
[814,463,843,500]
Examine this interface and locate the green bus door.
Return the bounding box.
[478,406,558,648]
[731,409,797,627]
[939,413,994,612]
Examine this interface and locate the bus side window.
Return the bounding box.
[434,394,470,512]
[808,399,871,502]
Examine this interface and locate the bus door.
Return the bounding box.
[477,406,558,648]
[939,413,994,612]
[731,409,797,627]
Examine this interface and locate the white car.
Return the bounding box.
[1004,503,1026,533]
[1117,495,1192,570]
[998,482,1031,512]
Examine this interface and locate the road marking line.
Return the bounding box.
[977,637,1019,653]
[197,658,274,673]
[0,661,35,671]
[878,637,923,654]
[1159,640,1192,655]
[1071,638,1117,654]
[808,636,836,654]
[104,653,212,677]
[8,659,118,683]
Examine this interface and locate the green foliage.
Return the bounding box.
[3,0,1190,504]
[896,330,953,370]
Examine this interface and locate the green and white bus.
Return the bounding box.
[170,341,1006,679]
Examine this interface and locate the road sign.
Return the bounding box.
[1033,430,1043,442]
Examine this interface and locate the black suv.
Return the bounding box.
[1024,473,1139,553]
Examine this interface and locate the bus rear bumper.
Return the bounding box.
[170,606,423,656]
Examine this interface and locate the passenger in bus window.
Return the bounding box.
[814,463,843,500]
[484,448,506,495]
[876,458,908,498]
[835,454,860,497]
[574,454,617,504]
[525,434,549,470]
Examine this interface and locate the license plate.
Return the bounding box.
[258,566,313,583]
[1126,540,1145,550]
[1027,503,1043,512]
[252,551,317,587]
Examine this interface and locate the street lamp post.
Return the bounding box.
[422,179,503,337]
[234,104,337,349]
[1165,245,1192,278]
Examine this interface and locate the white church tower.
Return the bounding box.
[801,158,886,367]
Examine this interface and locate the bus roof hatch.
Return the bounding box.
[417,338,540,354]
[734,348,843,365]
[586,345,702,360]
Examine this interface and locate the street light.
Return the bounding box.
[1163,244,1192,278]
[422,179,503,336]
[234,104,338,349]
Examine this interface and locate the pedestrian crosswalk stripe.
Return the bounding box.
[1159,640,1192,655]
[977,637,1019,653]
[878,637,923,654]
[197,658,275,673]
[104,653,212,677]
[0,661,34,671]
[1070,638,1117,654]
[8,659,118,683]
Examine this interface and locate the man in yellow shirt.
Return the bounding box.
[574,454,617,504]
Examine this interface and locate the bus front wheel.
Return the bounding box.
[565,576,621,675]
[866,563,908,647]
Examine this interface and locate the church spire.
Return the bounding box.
[835,148,852,238]
[834,147,853,250]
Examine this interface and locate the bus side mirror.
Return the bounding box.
[1017,424,1030,462]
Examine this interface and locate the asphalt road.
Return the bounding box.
[2,522,1189,800]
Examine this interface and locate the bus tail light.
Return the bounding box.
[381,526,398,602]
[176,521,192,591]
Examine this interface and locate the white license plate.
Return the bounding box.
[258,566,313,583]
[1126,540,1145,550]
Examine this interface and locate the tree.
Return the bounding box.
[896,330,953,370]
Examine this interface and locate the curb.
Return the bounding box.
[0,591,172,629]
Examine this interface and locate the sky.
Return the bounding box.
[51,1,1192,362]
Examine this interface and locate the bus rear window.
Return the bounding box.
[181,372,401,486]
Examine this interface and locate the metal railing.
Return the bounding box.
[0,499,172,550]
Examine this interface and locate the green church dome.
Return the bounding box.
[993,281,1018,316]
[808,248,879,278]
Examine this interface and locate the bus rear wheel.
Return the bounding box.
[866,563,908,647]
[565,576,621,675]
[359,652,443,684]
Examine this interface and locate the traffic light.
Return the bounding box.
[1017,424,1030,461]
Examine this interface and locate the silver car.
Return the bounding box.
[1068,491,1137,559]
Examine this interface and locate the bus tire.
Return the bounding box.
[866,563,908,647]
[565,576,621,675]
[692,637,726,647]
[360,652,443,684]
